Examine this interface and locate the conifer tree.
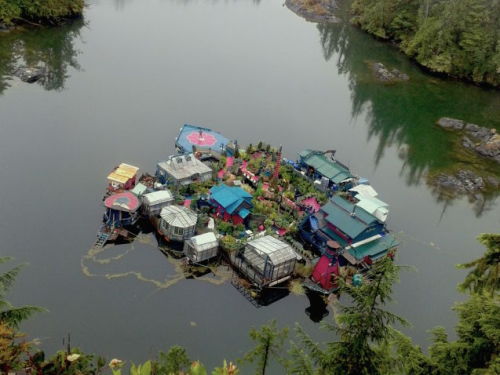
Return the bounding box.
[241,320,288,375]
[0,257,44,328]
[458,233,500,296]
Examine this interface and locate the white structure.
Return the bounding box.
[156,153,212,186]
[349,184,378,198]
[355,195,389,223]
[184,232,219,263]
[142,190,174,216]
[159,205,197,241]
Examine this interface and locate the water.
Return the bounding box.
[1,0,499,369]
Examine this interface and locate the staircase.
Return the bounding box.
[93,226,112,248]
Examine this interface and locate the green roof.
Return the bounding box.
[300,151,353,184]
[322,201,368,239]
[348,235,399,260]
[130,183,148,197]
[299,149,314,158]
[330,196,379,225]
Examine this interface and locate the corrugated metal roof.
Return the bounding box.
[246,236,296,265]
[107,172,129,184]
[160,205,197,228]
[329,196,379,225]
[107,163,139,182]
[356,196,389,211]
[301,152,353,183]
[143,190,174,206]
[349,184,378,197]
[347,234,398,260]
[323,203,368,239]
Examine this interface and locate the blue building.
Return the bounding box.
[209,184,253,225]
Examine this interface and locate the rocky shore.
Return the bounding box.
[285,0,339,23]
[436,118,500,164]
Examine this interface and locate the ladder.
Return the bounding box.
[93,226,112,248]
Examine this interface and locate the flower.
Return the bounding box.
[109,358,124,370]
[67,353,81,362]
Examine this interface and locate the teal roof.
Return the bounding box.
[299,149,314,158]
[330,195,378,225]
[239,208,251,219]
[130,183,148,197]
[322,201,368,239]
[210,184,252,214]
[348,234,399,260]
[300,151,353,183]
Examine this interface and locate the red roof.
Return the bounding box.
[311,256,339,291]
[104,192,140,212]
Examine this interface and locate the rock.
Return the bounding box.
[14,66,46,83]
[371,62,409,83]
[461,136,474,150]
[285,0,340,24]
[474,134,500,159]
[465,123,492,142]
[391,69,409,81]
[486,176,500,189]
[434,169,485,195]
[437,117,465,130]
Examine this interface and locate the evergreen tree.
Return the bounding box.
[153,346,191,375]
[350,0,500,86]
[241,320,288,375]
[0,257,44,328]
[458,233,500,296]
[290,255,408,375]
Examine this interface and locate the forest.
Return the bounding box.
[350,0,500,87]
[0,0,83,26]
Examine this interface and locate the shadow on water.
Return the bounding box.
[0,18,84,95]
[316,20,500,217]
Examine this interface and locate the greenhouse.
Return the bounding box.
[235,236,297,288]
[184,232,219,263]
[142,190,174,216]
[159,205,197,241]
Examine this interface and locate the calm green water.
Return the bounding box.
[0,0,499,369]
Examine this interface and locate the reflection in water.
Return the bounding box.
[316,21,500,216]
[0,19,83,94]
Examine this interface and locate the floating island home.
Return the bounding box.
[94,124,399,303]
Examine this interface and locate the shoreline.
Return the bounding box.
[285,0,339,24]
[285,0,500,90]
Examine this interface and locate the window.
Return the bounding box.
[174,227,183,236]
